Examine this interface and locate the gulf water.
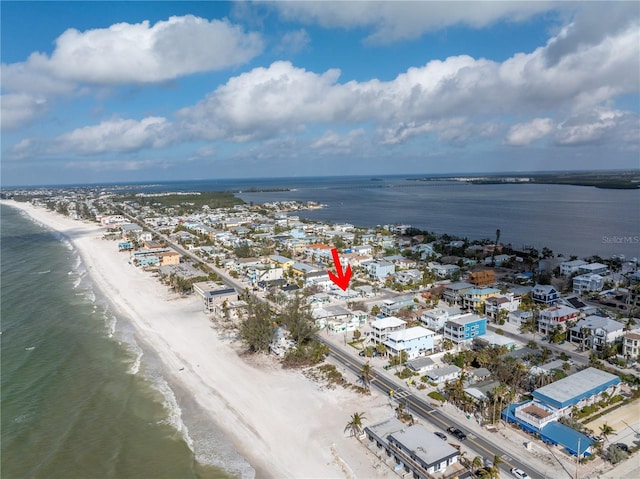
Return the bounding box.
[0,205,242,479]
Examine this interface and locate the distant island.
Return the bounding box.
[410,170,640,189]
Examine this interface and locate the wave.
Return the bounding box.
[153,375,194,451]
[126,342,143,375]
[33,270,51,275]
[24,346,35,351]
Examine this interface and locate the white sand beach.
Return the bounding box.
[4,200,393,479]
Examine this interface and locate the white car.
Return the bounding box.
[511,468,530,479]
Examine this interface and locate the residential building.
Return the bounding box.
[290,261,319,276]
[364,419,466,479]
[383,326,436,359]
[420,308,449,331]
[569,316,625,351]
[442,282,474,306]
[572,274,604,294]
[443,313,487,344]
[406,357,436,375]
[560,260,588,276]
[622,330,640,360]
[157,250,180,266]
[467,269,496,287]
[366,260,395,281]
[193,281,238,313]
[268,255,295,270]
[462,287,500,312]
[426,365,462,384]
[578,263,609,275]
[508,309,533,327]
[121,223,144,238]
[368,316,406,344]
[531,284,560,305]
[502,368,620,457]
[394,269,422,285]
[429,263,460,279]
[381,294,416,316]
[247,265,283,284]
[484,293,521,320]
[537,305,580,336]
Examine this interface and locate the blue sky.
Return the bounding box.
[1,1,639,186]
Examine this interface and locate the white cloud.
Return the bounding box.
[554,108,639,146]
[268,1,557,43]
[10,6,639,159]
[51,117,173,155]
[276,29,310,54]
[311,128,365,149]
[505,118,554,146]
[3,16,263,88]
[0,93,48,130]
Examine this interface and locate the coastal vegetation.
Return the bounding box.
[119,191,244,213]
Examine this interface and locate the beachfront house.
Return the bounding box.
[508,309,533,327]
[193,281,238,313]
[578,263,609,275]
[429,263,461,279]
[364,418,466,479]
[502,367,620,457]
[383,326,436,360]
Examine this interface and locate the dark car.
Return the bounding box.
[614,443,629,453]
[434,431,447,440]
[446,427,467,440]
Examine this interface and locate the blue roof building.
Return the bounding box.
[502,368,621,457]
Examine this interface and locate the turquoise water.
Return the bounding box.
[0,205,241,479]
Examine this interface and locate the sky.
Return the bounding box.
[1,1,639,186]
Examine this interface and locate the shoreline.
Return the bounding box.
[2,200,392,479]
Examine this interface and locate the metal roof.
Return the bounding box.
[532,367,621,409]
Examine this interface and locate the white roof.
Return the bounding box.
[387,326,435,342]
[370,316,406,330]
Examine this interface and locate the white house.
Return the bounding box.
[365,260,395,281]
[420,308,449,331]
[383,326,436,359]
[560,260,588,276]
[429,263,461,279]
[569,316,625,351]
[426,365,462,384]
[368,316,406,344]
[578,263,609,275]
[573,274,604,294]
[484,293,521,320]
[623,330,640,360]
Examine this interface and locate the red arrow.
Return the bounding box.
[328,247,352,291]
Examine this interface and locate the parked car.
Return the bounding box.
[446,426,467,440]
[511,468,530,479]
[434,431,447,440]
[614,443,629,453]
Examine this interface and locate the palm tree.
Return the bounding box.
[599,422,615,442]
[471,456,483,474]
[344,412,367,438]
[360,362,373,390]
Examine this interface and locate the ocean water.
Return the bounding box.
[0,205,243,479]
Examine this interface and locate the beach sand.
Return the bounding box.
[4,201,393,479]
